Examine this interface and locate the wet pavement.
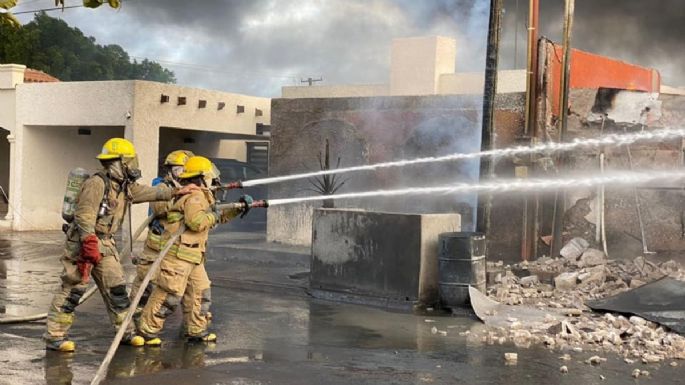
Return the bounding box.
[2,231,685,385]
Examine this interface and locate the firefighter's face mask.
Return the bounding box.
[170,166,184,180]
[105,159,126,182]
[207,164,221,187]
[122,156,142,182]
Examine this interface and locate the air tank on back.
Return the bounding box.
[62,168,89,223]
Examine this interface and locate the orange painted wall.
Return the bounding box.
[547,42,660,115]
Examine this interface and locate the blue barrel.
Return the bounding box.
[438,232,486,309]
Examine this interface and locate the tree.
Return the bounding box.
[0,12,176,83]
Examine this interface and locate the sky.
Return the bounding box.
[11,0,685,97]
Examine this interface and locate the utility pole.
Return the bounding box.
[477,0,503,237]
[550,0,576,259]
[301,77,323,86]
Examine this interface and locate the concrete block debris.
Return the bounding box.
[480,237,685,365]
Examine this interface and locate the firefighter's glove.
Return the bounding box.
[78,234,102,283]
[239,195,254,218]
[207,206,221,225]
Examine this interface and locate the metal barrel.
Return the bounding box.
[438,232,486,309]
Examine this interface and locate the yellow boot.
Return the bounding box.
[46,339,76,352]
[187,333,216,343]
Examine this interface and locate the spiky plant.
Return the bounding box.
[307,139,348,208]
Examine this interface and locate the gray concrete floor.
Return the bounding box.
[1,230,684,385]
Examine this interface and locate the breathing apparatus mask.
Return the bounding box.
[104,156,142,183]
[170,165,185,181]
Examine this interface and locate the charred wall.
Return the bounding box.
[268,93,525,246]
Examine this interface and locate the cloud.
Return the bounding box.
[13,0,685,96]
[499,0,685,87]
[14,0,489,96]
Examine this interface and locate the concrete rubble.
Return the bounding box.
[477,237,685,364]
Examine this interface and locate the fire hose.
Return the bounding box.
[0,180,253,325]
[90,224,185,385]
[91,199,268,385]
[0,213,155,325]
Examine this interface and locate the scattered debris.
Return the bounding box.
[579,248,607,267]
[430,326,438,335]
[632,368,641,378]
[560,365,568,374]
[560,237,589,261]
[554,272,579,291]
[520,275,539,287]
[504,352,518,363]
[586,355,606,365]
[481,237,685,364]
[599,374,606,380]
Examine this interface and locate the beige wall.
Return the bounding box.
[16,81,136,127]
[390,36,456,96]
[218,140,248,161]
[0,90,16,132]
[0,64,26,90]
[0,129,8,198]
[19,125,124,230]
[439,70,527,94]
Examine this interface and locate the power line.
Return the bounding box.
[13,4,84,15]
[11,0,140,15]
[131,56,301,82]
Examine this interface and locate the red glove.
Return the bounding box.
[78,234,101,283]
[80,234,102,264]
[78,261,93,284]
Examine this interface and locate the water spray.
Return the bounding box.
[242,127,685,187]
[266,170,685,207]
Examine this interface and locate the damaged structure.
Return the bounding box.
[267,35,685,268]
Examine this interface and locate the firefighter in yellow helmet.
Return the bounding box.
[131,150,194,322]
[44,138,196,352]
[138,156,250,345]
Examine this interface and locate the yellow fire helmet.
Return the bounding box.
[179,156,220,180]
[96,138,137,160]
[164,150,195,167]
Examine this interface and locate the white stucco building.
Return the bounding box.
[0,64,270,231]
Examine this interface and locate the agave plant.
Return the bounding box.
[307,139,348,208]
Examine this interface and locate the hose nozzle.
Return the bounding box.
[222,181,243,190]
[251,199,269,208]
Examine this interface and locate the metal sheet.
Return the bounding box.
[469,286,565,329]
[587,277,685,334]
